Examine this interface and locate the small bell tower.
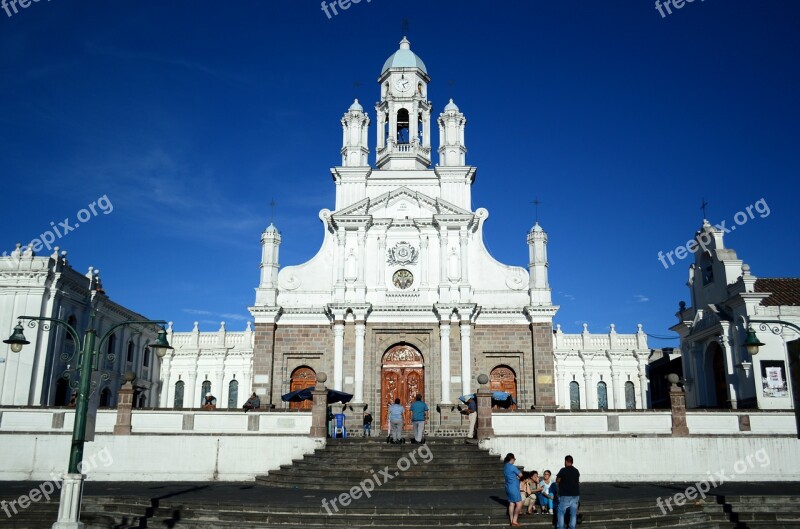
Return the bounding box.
[375,37,432,170]
[438,99,467,166]
[528,222,552,306]
[341,99,370,167]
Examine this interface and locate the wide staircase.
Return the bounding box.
[255,437,500,490]
[4,438,800,528]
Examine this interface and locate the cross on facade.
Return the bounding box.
[701,198,709,220]
[269,199,276,225]
[532,198,541,223]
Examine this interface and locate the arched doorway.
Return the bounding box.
[289,366,317,410]
[381,344,424,431]
[708,342,729,408]
[489,366,517,409]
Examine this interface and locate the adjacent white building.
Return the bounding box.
[0,245,159,407]
[671,220,799,410]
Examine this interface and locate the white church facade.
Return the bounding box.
[159,38,650,429]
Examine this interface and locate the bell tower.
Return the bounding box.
[375,37,432,170]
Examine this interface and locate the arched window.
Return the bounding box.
[396,108,410,144]
[55,377,70,406]
[142,346,150,367]
[625,381,637,410]
[106,333,117,359]
[174,380,185,409]
[201,380,212,403]
[126,340,134,362]
[99,388,112,407]
[569,381,581,411]
[597,381,608,410]
[66,316,77,341]
[228,380,239,408]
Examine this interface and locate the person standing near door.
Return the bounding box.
[388,398,405,444]
[409,394,429,444]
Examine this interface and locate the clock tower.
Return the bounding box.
[375,37,432,170]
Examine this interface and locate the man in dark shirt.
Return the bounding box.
[555,455,580,529]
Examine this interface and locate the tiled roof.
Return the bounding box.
[755,278,800,306]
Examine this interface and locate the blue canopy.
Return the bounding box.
[281,388,353,405]
[458,392,517,407]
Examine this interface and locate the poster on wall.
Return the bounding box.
[761,361,789,398]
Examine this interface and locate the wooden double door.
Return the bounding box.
[381,345,424,431]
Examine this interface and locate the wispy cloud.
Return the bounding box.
[634,294,650,303]
[183,308,250,323]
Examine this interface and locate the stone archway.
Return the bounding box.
[381,344,424,431]
[707,342,729,408]
[289,366,317,410]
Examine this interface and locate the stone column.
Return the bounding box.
[460,318,472,396]
[610,371,620,409]
[333,321,345,391]
[476,374,495,441]
[668,374,689,437]
[440,320,451,403]
[310,373,329,440]
[459,227,469,299]
[215,370,225,408]
[52,473,85,529]
[114,380,134,435]
[354,321,366,403]
[159,356,172,408]
[583,372,593,410]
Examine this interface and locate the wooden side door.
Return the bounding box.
[289,367,317,410]
[490,366,518,410]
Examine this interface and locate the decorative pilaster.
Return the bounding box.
[113,380,133,435]
[354,321,366,403]
[459,226,470,301]
[460,318,472,396]
[476,374,494,441]
[333,321,345,391]
[439,320,451,403]
[311,373,329,440]
[669,374,689,437]
[52,473,85,529]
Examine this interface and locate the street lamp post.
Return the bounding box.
[4,311,172,529]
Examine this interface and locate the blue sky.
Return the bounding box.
[1,1,798,348]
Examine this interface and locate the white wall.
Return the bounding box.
[484,436,799,482]
[0,408,318,481]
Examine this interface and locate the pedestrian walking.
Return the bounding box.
[556,455,580,529]
[388,398,405,444]
[409,394,428,443]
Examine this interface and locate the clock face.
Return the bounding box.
[392,269,414,290]
[394,77,411,92]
